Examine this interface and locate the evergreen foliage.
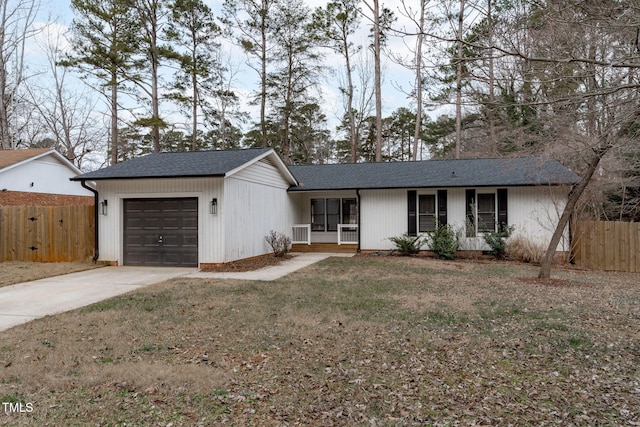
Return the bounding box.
[427,224,459,260]
[482,225,514,259]
[388,233,425,256]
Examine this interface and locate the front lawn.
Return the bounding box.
[1,257,639,425]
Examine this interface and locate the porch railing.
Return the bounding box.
[338,224,358,245]
[292,224,311,245]
[292,223,359,245]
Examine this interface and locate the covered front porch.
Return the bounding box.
[288,190,359,251]
[290,223,358,253]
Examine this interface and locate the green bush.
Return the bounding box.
[388,233,426,256]
[427,224,459,260]
[483,225,514,259]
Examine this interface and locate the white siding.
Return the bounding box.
[229,158,291,189]
[0,155,91,196]
[507,186,570,251]
[359,186,570,251]
[94,157,298,266]
[360,189,407,250]
[95,177,224,265]
[224,176,295,262]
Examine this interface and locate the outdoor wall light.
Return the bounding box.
[100,199,108,215]
[210,198,218,215]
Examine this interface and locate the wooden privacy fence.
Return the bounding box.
[572,220,640,273]
[0,206,95,262]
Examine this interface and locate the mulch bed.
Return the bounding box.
[200,254,294,272]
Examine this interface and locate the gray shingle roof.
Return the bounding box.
[72,148,274,180]
[288,157,580,191]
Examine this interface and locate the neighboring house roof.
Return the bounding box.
[0,148,51,169]
[0,148,82,174]
[73,148,298,185]
[288,156,580,191]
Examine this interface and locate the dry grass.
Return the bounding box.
[505,233,547,264]
[0,261,101,288]
[1,256,639,426]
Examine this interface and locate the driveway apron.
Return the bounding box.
[0,253,353,332]
[0,267,193,332]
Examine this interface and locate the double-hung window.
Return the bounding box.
[311,198,357,232]
[418,194,436,232]
[408,190,447,236]
[465,189,507,236]
[477,193,496,233]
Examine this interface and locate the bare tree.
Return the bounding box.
[458,1,640,278]
[363,0,383,162]
[312,0,361,162]
[25,29,106,169]
[0,0,41,149]
[206,50,247,150]
[453,0,465,159]
[394,0,431,161]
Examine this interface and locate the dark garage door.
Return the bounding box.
[123,198,198,267]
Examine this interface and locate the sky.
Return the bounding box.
[35,0,424,137]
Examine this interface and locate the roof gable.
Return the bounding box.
[73,148,298,185]
[0,148,82,175]
[288,157,580,191]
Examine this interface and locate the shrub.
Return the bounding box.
[265,230,291,257]
[427,224,460,260]
[483,225,514,259]
[505,233,546,264]
[388,233,426,256]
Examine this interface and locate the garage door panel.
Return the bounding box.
[124,198,198,267]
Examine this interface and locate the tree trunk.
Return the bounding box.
[191,59,198,151]
[344,35,357,163]
[260,0,268,148]
[373,0,383,162]
[486,0,496,155]
[538,147,608,278]
[411,0,425,161]
[110,73,118,164]
[454,0,465,159]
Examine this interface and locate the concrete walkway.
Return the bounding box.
[0,252,351,332]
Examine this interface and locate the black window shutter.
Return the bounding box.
[407,190,417,236]
[465,189,476,237]
[437,190,447,226]
[497,188,508,231]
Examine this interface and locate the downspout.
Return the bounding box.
[356,189,361,253]
[81,180,99,263]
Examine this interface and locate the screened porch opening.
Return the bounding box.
[292,196,358,247]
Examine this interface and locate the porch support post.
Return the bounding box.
[356,189,361,253]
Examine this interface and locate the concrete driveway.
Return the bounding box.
[0,267,193,332]
[0,253,352,332]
